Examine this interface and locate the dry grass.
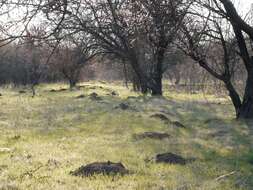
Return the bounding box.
[0,82,252,190]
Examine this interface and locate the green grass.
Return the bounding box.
[0,82,252,190]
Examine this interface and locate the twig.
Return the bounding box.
[215,171,236,181]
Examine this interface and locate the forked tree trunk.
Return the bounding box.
[130,58,149,94]
[225,73,253,119]
[219,0,253,119]
[225,80,242,117]
[238,70,253,119]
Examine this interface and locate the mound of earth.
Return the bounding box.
[71,161,128,177]
[156,153,186,165]
[134,132,170,140]
[150,113,171,123]
[76,94,85,99]
[19,90,26,94]
[115,103,130,110]
[172,121,186,128]
[89,93,102,101]
[49,88,68,93]
[111,91,119,96]
[58,88,68,92]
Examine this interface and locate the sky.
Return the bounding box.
[235,0,253,15]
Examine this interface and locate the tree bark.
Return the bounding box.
[238,69,253,119]
[129,57,149,94]
[151,45,167,96]
[69,79,77,90]
[224,80,242,117]
[151,75,163,96]
[132,74,141,92]
[151,58,163,96]
[220,0,253,119]
[31,85,36,98]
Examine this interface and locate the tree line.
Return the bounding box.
[0,0,252,119]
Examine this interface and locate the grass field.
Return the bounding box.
[0,82,252,190]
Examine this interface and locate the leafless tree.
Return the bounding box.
[18,26,49,97]
[51,0,190,95]
[51,34,98,89]
[178,0,253,118]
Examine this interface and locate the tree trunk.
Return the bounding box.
[31,85,36,98]
[69,79,77,90]
[129,57,149,94]
[238,70,253,119]
[224,80,242,117]
[151,75,162,96]
[140,79,148,94]
[132,74,141,92]
[151,45,165,96]
[174,67,181,85]
[123,62,129,89]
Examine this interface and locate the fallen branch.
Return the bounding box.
[215,171,236,181]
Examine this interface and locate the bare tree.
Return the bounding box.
[51,0,190,95]
[51,34,98,89]
[216,0,253,118]
[19,26,49,97]
[178,0,253,119]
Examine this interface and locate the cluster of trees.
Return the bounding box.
[0,0,252,119]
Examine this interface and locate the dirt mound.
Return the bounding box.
[172,121,186,128]
[19,90,26,94]
[59,88,68,92]
[71,161,128,177]
[134,132,170,140]
[116,103,129,110]
[89,93,102,101]
[50,88,68,93]
[111,91,119,96]
[76,95,85,99]
[156,153,186,165]
[150,113,171,123]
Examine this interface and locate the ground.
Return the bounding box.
[0,82,252,190]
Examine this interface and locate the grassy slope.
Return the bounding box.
[0,82,252,190]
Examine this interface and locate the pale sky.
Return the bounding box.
[235,0,253,14]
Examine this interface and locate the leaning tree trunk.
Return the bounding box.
[238,70,253,119]
[219,0,253,119]
[224,80,242,117]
